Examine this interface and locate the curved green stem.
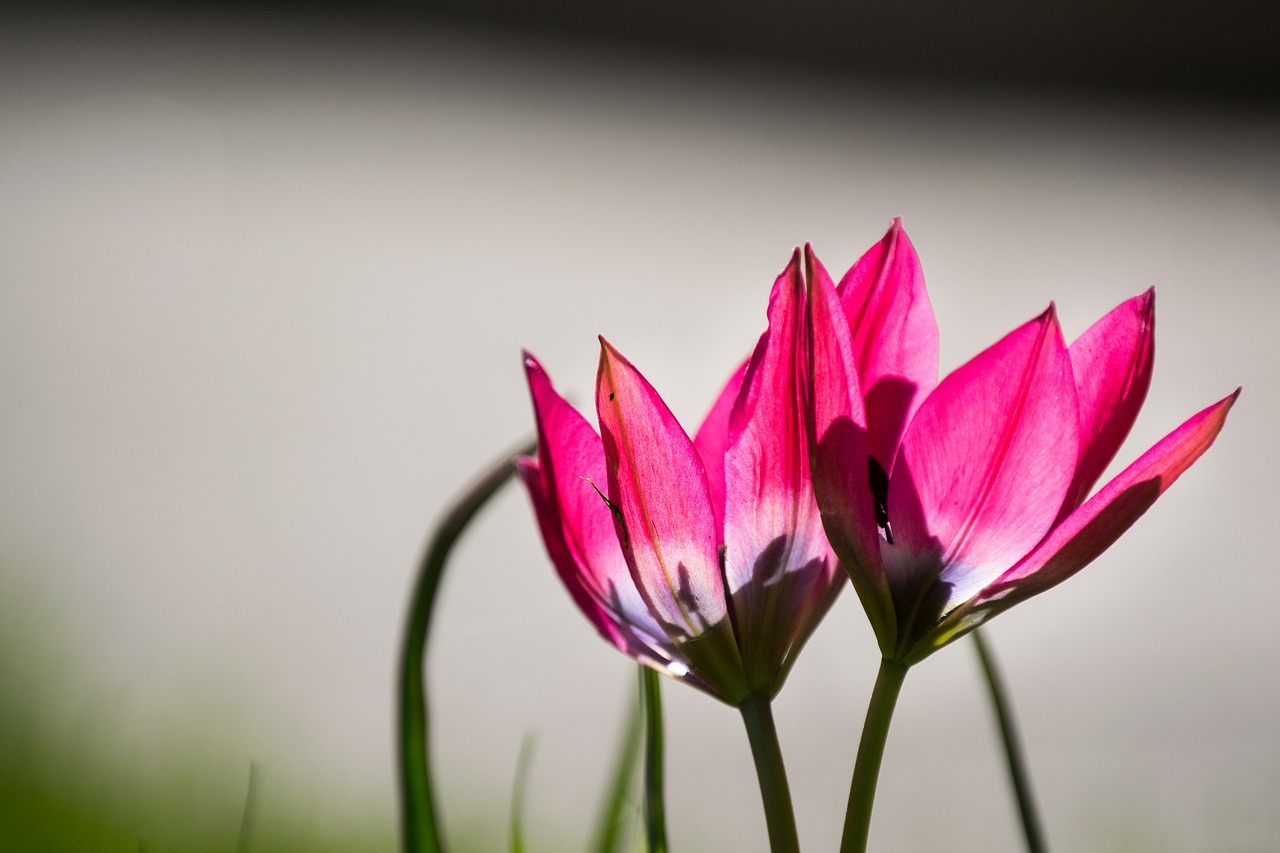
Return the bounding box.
[739,694,800,853]
[840,659,909,853]
[398,437,536,853]
[972,629,1049,853]
[641,667,668,853]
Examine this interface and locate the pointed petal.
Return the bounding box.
[596,339,745,698]
[889,307,1080,609]
[837,218,939,469]
[692,358,749,545]
[1060,288,1155,517]
[975,389,1239,610]
[522,353,672,648]
[806,245,895,648]
[721,249,841,691]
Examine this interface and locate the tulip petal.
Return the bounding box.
[517,457,700,685]
[522,354,672,647]
[889,307,1080,610]
[596,339,744,693]
[807,245,895,647]
[1060,288,1155,518]
[693,358,749,545]
[722,250,840,691]
[838,218,939,469]
[977,388,1239,609]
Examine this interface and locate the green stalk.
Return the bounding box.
[589,687,645,853]
[398,438,536,853]
[641,666,668,853]
[739,694,800,853]
[840,659,909,853]
[972,629,1049,853]
[234,762,260,853]
[509,733,536,853]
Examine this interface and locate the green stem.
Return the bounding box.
[972,629,1049,853]
[840,658,909,853]
[234,762,260,853]
[509,733,536,853]
[398,438,536,853]
[641,666,668,853]
[739,694,800,853]
[589,687,645,853]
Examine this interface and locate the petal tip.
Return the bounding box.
[523,350,550,387]
[1138,287,1156,324]
[597,335,621,362]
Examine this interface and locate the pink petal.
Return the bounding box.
[837,218,939,469]
[806,245,895,645]
[692,358,749,544]
[976,388,1240,609]
[523,353,671,645]
[721,249,840,690]
[888,306,1080,608]
[1059,288,1155,518]
[595,339,738,657]
[517,456,695,682]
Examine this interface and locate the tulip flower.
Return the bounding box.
[809,254,1237,665]
[519,253,843,705]
[520,253,846,852]
[804,227,1238,853]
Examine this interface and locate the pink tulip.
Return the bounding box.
[808,225,1238,665]
[520,252,843,705]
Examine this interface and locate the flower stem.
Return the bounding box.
[641,666,668,853]
[589,687,644,853]
[739,694,800,853]
[840,658,909,853]
[972,629,1049,853]
[398,437,536,853]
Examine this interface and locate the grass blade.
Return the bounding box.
[398,437,537,853]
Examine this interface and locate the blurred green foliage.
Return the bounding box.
[0,570,392,853]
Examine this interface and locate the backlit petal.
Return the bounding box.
[517,457,697,684]
[838,218,939,469]
[523,353,670,643]
[596,339,740,662]
[977,389,1239,610]
[1060,288,1155,517]
[722,249,840,691]
[889,307,1080,609]
[807,245,894,647]
[693,358,749,544]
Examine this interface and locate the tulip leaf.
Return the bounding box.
[972,629,1048,853]
[234,761,260,853]
[589,686,644,853]
[509,733,537,853]
[398,436,537,853]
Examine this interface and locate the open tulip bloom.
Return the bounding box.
[519,255,848,850]
[518,259,843,706]
[509,218,1236,853]
[803,220,1238,852]
[807,227,1237,665]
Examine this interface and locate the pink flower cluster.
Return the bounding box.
[519,220,1237,703]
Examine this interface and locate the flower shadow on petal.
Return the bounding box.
[864,375,918,471]
[731,532,839,694]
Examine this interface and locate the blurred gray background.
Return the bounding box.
[1,4,1276,851]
